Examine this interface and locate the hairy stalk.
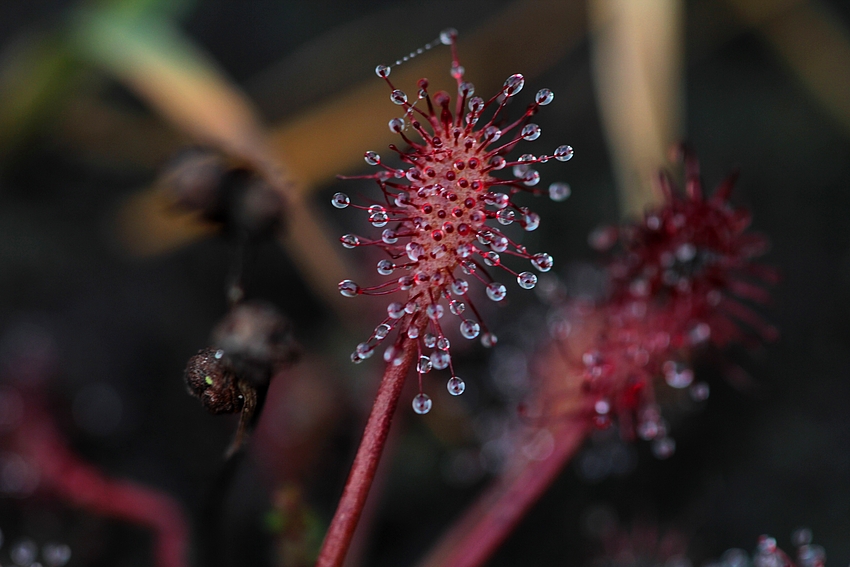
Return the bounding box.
[417,419,590,567]
[316,337,417,567]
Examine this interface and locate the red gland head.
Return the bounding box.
[334,29,573,413]
[607,147,778,348]
[540,150,775,457]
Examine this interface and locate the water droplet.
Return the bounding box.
[381,229,398,244]
[448,300,465,315]
[458,82,475,97]
[440,28,457,45]
[535,88,554,105]
[389,117,405,132]
[374,323,391,339]
[460,320,480,339]
[426,303,444,320]
[489,156,506,170]
[521,123,541,141]
[412,393,432,414]
[338,280,359,297]
[496,209,515,225]
[484,126,501,143]
[792,527,813,546]
[406,242,425,261]
[522,169,540,186]
[417,355,432,373]
[331,192,350,208]
[407,326,420,339]
[405,301,420,315]
[431,350,450,370]
[456,243,474,258]
[531,252,554,272]
[554,144,574,161]
[383,345,400,362]
[517,271,538,289]
[651,436,676,459]
[450,63,465,79]
[663,361,694,389]
[481,332,498,347]
[390,89,408,105]
[513,163,529,177]
[467,96,484,112]
[355,342,375,359]
[637,417,662,440]
[387,302,405,319]
[483,251,501,267]
[437,337,450,350]
[340,234,360,249]
[447,376,466,395]
[523,212,540,231]
[214,349,224,359]
[376,259,394,275]
[451,279,469,295]
[43,543,72,567]
[758,536,779,555]
[486,282,507,301]
[548,182,571,202]
[375,65,391,78]
[797,544,825,567]
[676,242,697,262]
[424,333,437,348]
[398,275,413,290]
[11,539,37,566]
[721,548,750,567]
[690,381,710,401]
[369,211,388,227]
[364,151,381,166]
[503,74,525,96]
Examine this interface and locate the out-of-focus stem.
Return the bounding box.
[416,419,590,567]
[315,337,416,567]
[589,0,684,218]
[19,397,189,567]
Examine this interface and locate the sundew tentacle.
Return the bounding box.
[333,29,573,413]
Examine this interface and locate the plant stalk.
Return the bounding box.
[315,337,416,567]
[416,419,590,567]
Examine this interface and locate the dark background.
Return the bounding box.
[0,0,847,565]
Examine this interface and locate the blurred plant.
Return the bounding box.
[0,529,72,567]
[706,530,826,567]
[582,510,690,567]
[417,149,775,567]
[0,383,188,567]
[316,28,573,567]
[264,485,325,567]
[581,516,826,567]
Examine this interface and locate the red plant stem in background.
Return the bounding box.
[417,419,591,567]
[316,337,416,567]
[19,399,189,567]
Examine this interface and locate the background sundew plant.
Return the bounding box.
[0,1,848,567]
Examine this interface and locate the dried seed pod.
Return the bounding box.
[184,347,243,415]
[186,302,298,457]
[160,147,228,216]
[211,301,297,386]
[161,147,287,240]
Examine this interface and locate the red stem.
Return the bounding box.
[315,337,416,567]
[17,396,189,567]
[416,419,590,567]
